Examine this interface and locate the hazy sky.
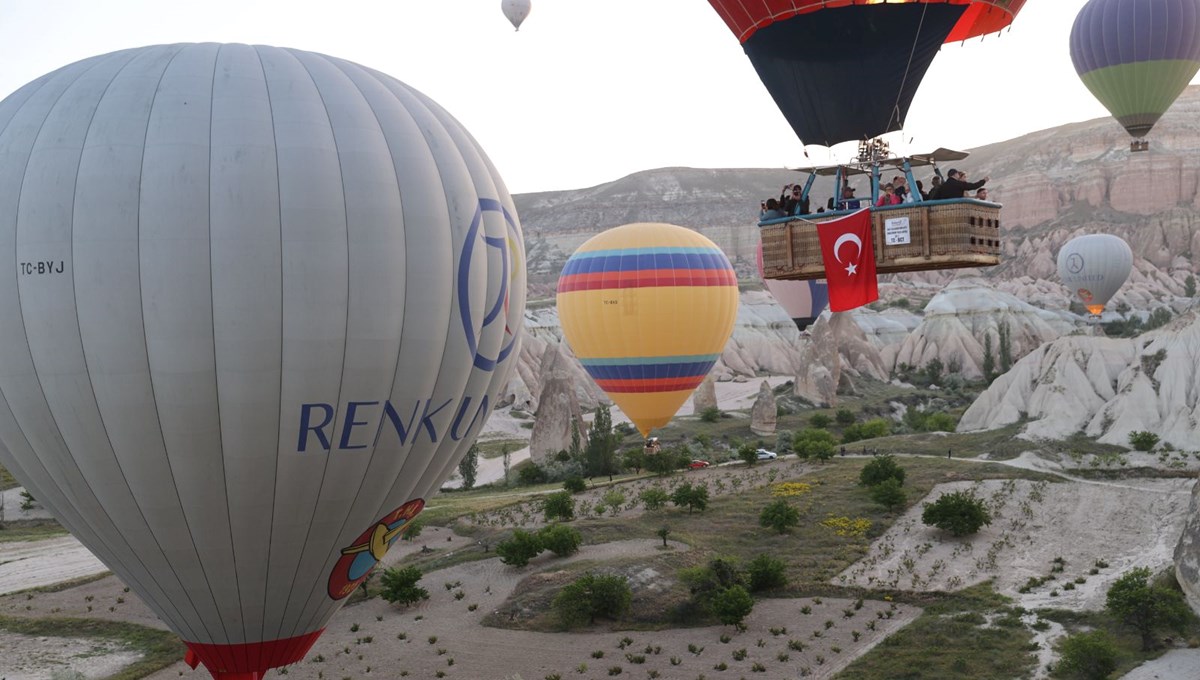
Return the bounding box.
[0,1,1175,194]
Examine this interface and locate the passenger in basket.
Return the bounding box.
[927,174,943,200]
[937,168,989,200]
[892,175,911,203]
[781,184,810,215]
[760,198,788,221]
[875,183,900,207]
[836,185,861,211]
[916,180,928,201]
[975,187,990,201]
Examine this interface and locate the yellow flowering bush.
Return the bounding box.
[771,482,813,497]
[820,515,871,538]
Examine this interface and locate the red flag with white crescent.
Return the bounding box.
[816,209,878,312]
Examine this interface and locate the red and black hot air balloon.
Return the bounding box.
[708,1,1027,147]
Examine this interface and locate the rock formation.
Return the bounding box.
[693,374,718,413]
[793,312,889,406]
[887,279,1076,380]
[959,309,1200,449]
[750,380,777,436]
[1175,482,1200,616]
[528,345,585,463]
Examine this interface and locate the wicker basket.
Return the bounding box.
[759,201,1001,281]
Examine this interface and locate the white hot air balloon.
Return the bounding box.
[0,44,525,680]
[1056,234,1132,316]
[502,0,532,30]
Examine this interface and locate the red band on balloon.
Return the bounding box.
[182,629,324,680]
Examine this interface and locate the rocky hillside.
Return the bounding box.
[959,308,1200,449]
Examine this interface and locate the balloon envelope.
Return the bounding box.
[556,224,738,437]
[502,0,532,30]
[0,44,524,679]
[1057,234,1132,315]
[756,241,828,332]
[707,0,1025,145]
[1070,0,1200,139]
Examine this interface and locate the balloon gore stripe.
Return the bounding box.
[557,269,737,292]
[183,629,324,679]
[594,376,708,394]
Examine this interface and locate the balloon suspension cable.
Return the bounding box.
[886,0,931,136]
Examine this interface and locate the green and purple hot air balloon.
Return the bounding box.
[1070,0,1200,142]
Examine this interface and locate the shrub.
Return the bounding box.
[671,482,709,514]
[543,491,576,522]
[759,499,800,534]
[700,407,722,423]
[639,487,670,511]
[793,428,836,461]
[835,409,856,426]
[738,443,759,467]
[563,476,587,494]
[746,554,788,592]
[518,462,550,485]
[842,418,891,444]
[711,585,755,627]
[1106,566,1195,650]
[379,566,428,606]
[554,573,632,627]
[809,413,832,429]
[1054,630,1119,680]
[858,454,905,487]
[870,478,907,512]
[601,489,626,512]
[497,529,543,567]
[539,524,582,557]
[1129,431,1160,452]
[921,490,991,536]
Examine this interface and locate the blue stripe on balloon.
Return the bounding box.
[580,353,720,366]
[560,251,731,276]
[580,359,718,381]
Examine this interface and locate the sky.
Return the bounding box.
[0,1,1178,195]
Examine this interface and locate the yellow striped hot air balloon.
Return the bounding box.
[556,223,739,437]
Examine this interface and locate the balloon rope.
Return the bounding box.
[886,1,931,137]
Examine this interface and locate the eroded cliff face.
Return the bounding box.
[959,310,1200,449]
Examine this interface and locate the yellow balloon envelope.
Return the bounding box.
[557,223,739,437]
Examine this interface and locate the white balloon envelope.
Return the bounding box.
[1056,233,1132,315]
[502,0,532,30]
[0,43,525,679]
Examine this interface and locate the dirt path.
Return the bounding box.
[0,535,109,596]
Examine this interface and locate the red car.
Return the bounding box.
[688,460,711,470]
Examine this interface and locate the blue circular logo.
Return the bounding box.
[458,198,521,372]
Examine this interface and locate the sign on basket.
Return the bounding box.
[884,217,911,246]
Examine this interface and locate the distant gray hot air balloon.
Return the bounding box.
[0,44,525,680]
[1057,234,1132,315]
[502,0,532,30]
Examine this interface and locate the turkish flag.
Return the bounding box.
[816,209,878,312]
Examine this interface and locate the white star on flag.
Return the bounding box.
[845,263,857,275]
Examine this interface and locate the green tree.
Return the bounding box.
[1054,630,1119,680]
[457,443,479,490]
[502,444,512,485]
[738,443,759,467]
[379,565,429,606]
[553,573,632,627]
[999,321,1013,373]
[601,489,626,514]
[842,418,891,444]
[835,409,856,426]
[923,357,944,384]
[694,433,712,451]
[645,450,681,476]
[700,407,722,423]
[711,585,755,628]
[496,529,543,567]
[623,448,646,474]
[568,417,584,462]
[538,524,583,557]
[870,478,907,513]
[671,482,709,514]
[1106,567,1195,651]
[586,405,621,480]
[401,518,424,543]
[859,454,906,486]
[746,554,788,592]
[922,412,958,432]
[639,486,670,511]
[680,557,745,605]
[793,428,836,461]
[563,475,587,494]
[759,499,800,534]
[1129,431,1160,452]
[656,526,671,547]
[1186,274,1197,298]
[809,413,832,429]
[921,490,992,536]
[543,491,576,522]
[982,332,997,384]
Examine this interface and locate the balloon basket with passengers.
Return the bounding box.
[758,145,1002,281]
